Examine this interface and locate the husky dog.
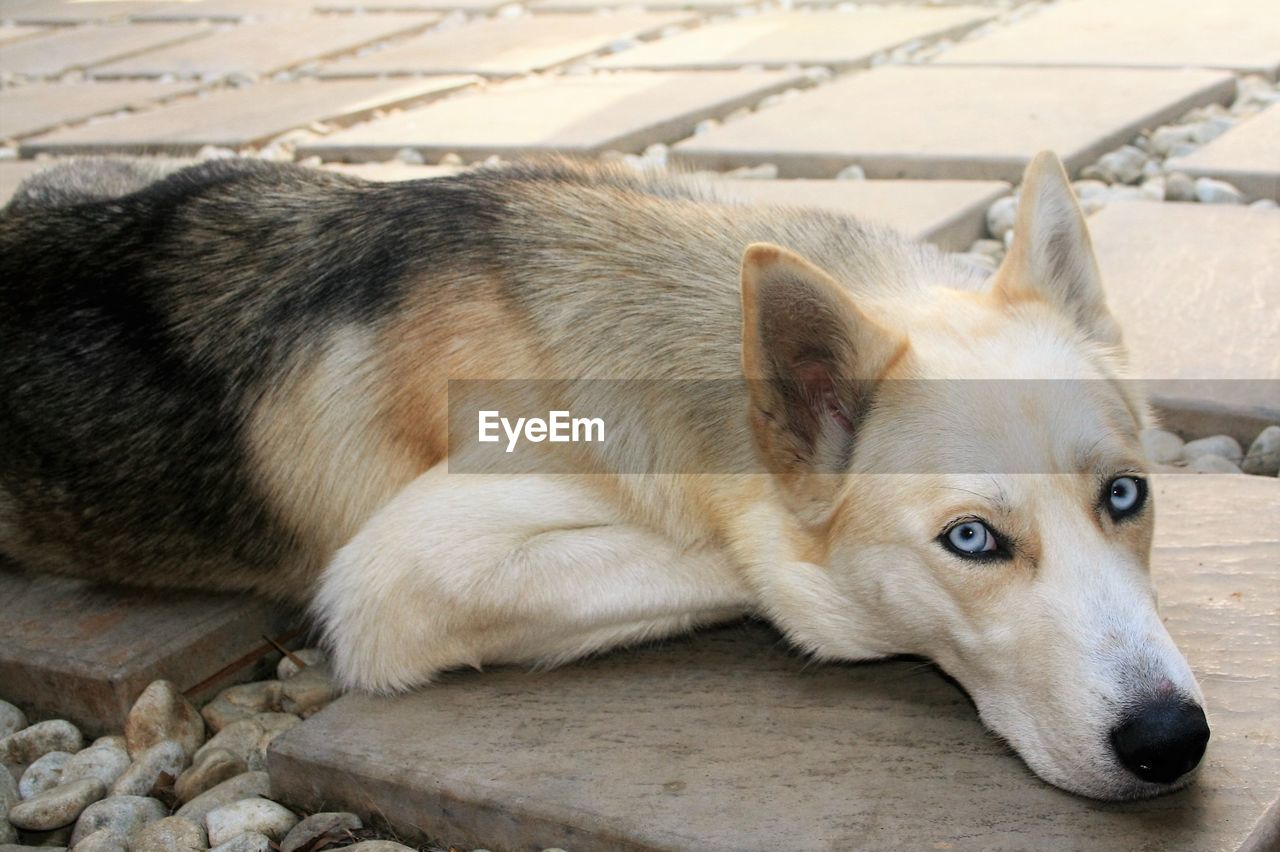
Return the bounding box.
[0,152,1208,800]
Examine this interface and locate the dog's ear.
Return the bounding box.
[740,243,905,490]
[994,151,1123,348]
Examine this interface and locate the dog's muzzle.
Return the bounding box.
[1109,698,1210,785]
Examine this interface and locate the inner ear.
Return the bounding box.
[741,243,905,478]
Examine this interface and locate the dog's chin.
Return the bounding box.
[1017,746,1202,801]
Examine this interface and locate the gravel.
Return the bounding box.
[1242,425,1280,476]
[1193,177,1245,204]
[125,681,206,759]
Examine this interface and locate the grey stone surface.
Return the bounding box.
[0,1,192,25]
[20,77,475,155]
[935,0,1280,79]
[1166,105,1280,202]
[269,476,1280,851]
[0,160,50,204]
[0,25,46,45]
[0,22,209,76]
[592,7,990,71]
[712,178,1010,251]
[90,14,436,79]
[300,70,807,162]
[1087,202,1280,436]
[0,81,197,140]
[0,566,296,735]
[131,0,319,22]
[318,12,693,78]
[673,66,1236,180]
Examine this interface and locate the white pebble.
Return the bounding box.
[1140,428,1184,465]
[835,164,866,180]
[1189,454,1243,474]
[205,798,299,846]
[210,830,271,852]
[0,719,83,764]
[986,196,1017,240]
[1181,434,1244,464]
[19,750,72,799]
[62,742,131,790]
[1250,199,1278,210]
[1085,145,1148,184]
[69,795,166,846]
[1194,177,1244,204]
[1242,425,1280,476]
[1165,171,1195,202]
[7,778,105,831]
[0,701,26,738]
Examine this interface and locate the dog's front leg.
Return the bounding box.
[314,466,751,693]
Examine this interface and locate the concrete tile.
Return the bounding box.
[269,475,1280,851]
[90,14,437,79]
[0,22,210,77]
[324,162,466,180]
[712,178,1010,251]
[0,563,298,735]
[1165,106,1280,202]
[593,7,991,71]
[672,66,1236,180]
[0,0,181,25]
[0,80,198,140]
[936,0,1280,80]
[316,0,509,11]
[20,76,475,155]
[299,70,807,162]
[0,23,46,43]
[319,12,693,79]
[1088,201,1280,430]
[0,158,51,205]
[131,0,321,22]
[532,0,750,11]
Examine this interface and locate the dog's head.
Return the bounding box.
[739,151,1208,800]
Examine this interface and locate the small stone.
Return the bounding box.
[276,649,325,681]
[1194,177,1244,204]
[1087,145,1148,184]
[1181,434,1244,464]
[109,740,189,797]
[1165,171,1195,202]
[194,722,264,770]
[1251,198,1279,210]
[1242,425,1280,476]
[175,748,247,805]
[280,811,362,852]
[7,779,105,831]
[21,822,74,845]
[279,666,340,718]
[18,752,71,800]
[205,799,298,846]
[201,683,283,733]
[68,796,165,846]
[1189,454,1243,474]
[986,196,1017,240]
[835,164,866,180]
[131,815,208,852]
[1149,124,1197,157]
[0,702,26,739]
[344,843,415,852]
[393,147,424,165]
[125,681,205,759]
[60,745,131,790]
[1139,176,1165,201]
[1,769,17,843]
[1191,116,1234,145]
[1140,428,1185,465]
[250,714,300,770]
[0,721,83,765]
[88,737,125,753]
[68,827,127,852]
[175,772,271,825]
[968,239,1004,261]
[209,831,270,852]
[1071,179,1110,201]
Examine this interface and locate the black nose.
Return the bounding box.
[1110,699,1210,784]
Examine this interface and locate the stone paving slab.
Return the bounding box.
[0,563,299,736]
[20,76,476,155]
[90,13,437,79]
[532,0,745,11]
[0,0,180,25]
[936,0,1280,80]
[0,21,210,77]
[299,70,807,162]
[673,66,1236,180]
[316,0,510,11]
[0,80,198,140]
[1165,106,1280,202]
[269,475,1280,851]
[1089,201,1280,434]
[712,178,1009,251]
[131,0,321,22]
[0,23,45,43]
[592,7,991,71]
[318,12,694,79]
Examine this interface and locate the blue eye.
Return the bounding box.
[941,520,1004,560]
[1105,476,1146,520]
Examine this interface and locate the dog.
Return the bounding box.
[0,151,1208,801]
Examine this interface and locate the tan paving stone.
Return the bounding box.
[0,563,298,736]
[0,80,197,140]
[1089,201,1280,429]
[0,23,45,43]
[316,0,509,11]
[532,0,749,11]
[937,0,1280,80]
[319,12,694,79]
[269,475,1280,851]
[673,66,1236,180]
[131,0,320,22]
[324,162,466,180]
[20,76,475,155]
[0,0,180,25]
[90,13,437,79]
[0,22,210,77]
[712,178,1009,251]
[593,7,991,71]
[1165,106,1280,202]
[0,158,51,204]
[299,70,807,162]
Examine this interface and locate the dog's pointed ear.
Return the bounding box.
[741,242,906,486]
[994,151,1123,348]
